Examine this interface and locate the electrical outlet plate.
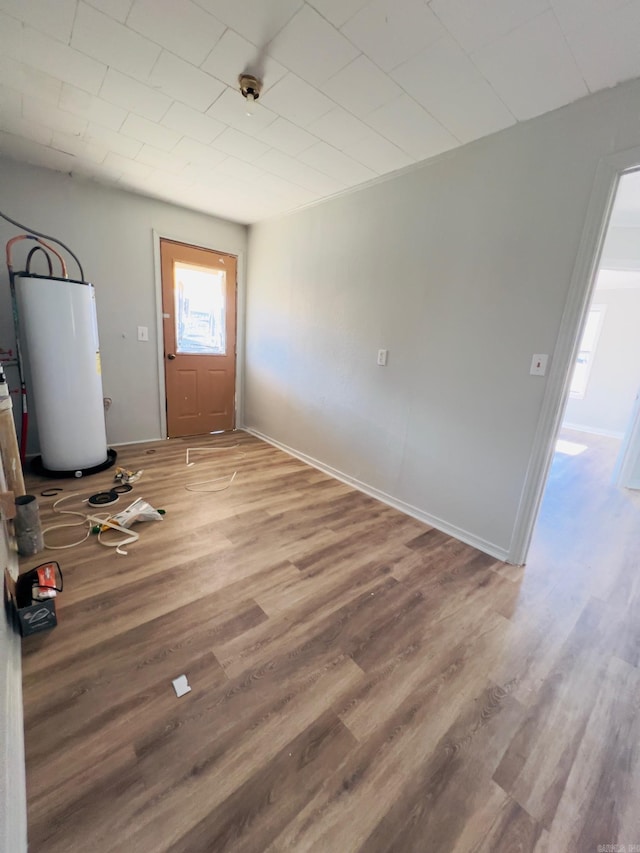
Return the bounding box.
[377,349,388,366]
[530,353,548,376]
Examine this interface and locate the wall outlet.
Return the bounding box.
[137,325,149,342]
[377,349,388,366]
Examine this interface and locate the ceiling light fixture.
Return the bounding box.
[238,73,263,117]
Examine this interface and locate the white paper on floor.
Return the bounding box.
[172,674,191,698]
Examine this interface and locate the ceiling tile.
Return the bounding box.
[0,113,52,146]
[267,4,358,86]
[472,11,588,120]
[216,155,266,183]
[120,113,181,151]
[100,69,172,122]
[126,0,225,66]
[148,51,224,113]
[83,122,143,158]
[17,25,107,95]
[196,171,254,199]
[262,73,334,126]
[59,84,128,132]
[102,150,154,181]
[429,0,550,53]
[342,131,413,173]
[161,101,225,144]
[135,144,190,172]
[0,56,62,106]
[142,170,196,194]
[0,133,77,172]
[51,131,109,164]
[307,107,373,150]
[254,170,316,204]
[322,55,403,117]
[391,36,515,143]
[0,84,22,115]
[0,0,77,44]
[307,0,369,28]
[0,10,22,58]
[84,0,133,23]
[257,148,345,193]
[210,126,271,163]
[550,0,628,35]
[256,116,317,155]
[194,0,303,46]
[565,1,640,91]
[71,2,161,80]
[200,28,287,91]
[114,168,165,193]
[206,86,278,134]
[341,0,445,72]
[365,94,458,159]
[22,96,88,137]
[298,140,376,184]
[173,136,228,168]
[180,163,229,188]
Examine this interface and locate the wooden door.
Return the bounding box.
[160,239,237,437]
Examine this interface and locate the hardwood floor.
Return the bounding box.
[19,428,640,852]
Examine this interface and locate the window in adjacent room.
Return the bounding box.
[569,304,606,399]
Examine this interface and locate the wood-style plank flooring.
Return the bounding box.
[20,428,640,852]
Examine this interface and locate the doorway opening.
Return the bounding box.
[530,169,640,562]
[159,238,237,438]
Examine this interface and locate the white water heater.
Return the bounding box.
[15,274,109,474]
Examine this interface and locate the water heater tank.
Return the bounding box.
[15,274,110,473]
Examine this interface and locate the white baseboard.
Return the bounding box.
[109,436,165,447]
[562,422,624,440]
[243,426,509,563]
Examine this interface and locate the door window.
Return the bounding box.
[174,262,226,355]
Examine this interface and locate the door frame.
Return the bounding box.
[509,145,640,565]
[152,229,245,440]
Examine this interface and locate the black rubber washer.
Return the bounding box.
[88,490,119,507]
[112,483,133,494]
[31,448,117,479]
[40,488,64,497]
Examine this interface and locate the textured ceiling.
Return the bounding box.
[1,0,640,224]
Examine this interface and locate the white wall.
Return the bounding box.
[245,77,640,560]
[564,281,640,437]
[601,225,640,269]
[0,159,247,450]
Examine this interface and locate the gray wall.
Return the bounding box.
[0,452,27,853]
[245,77,640,559]
[0,159,247,450]
[564,284,640,437]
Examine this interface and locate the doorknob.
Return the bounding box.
[167,353,176,360]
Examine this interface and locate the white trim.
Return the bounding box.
[244,426,509,563]
[0,513,27,853]
[509,148,640,565]
[562,422,624,440]
[152,230,246,439]
[152,230,167,439]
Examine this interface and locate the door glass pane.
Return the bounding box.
[174,262,226,355]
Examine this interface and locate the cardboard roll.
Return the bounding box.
[87,490,119,507]
[112,483,133,494]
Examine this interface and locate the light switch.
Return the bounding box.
[137,325,149,342]
[530,353,548,376]
[377,349,388,366]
